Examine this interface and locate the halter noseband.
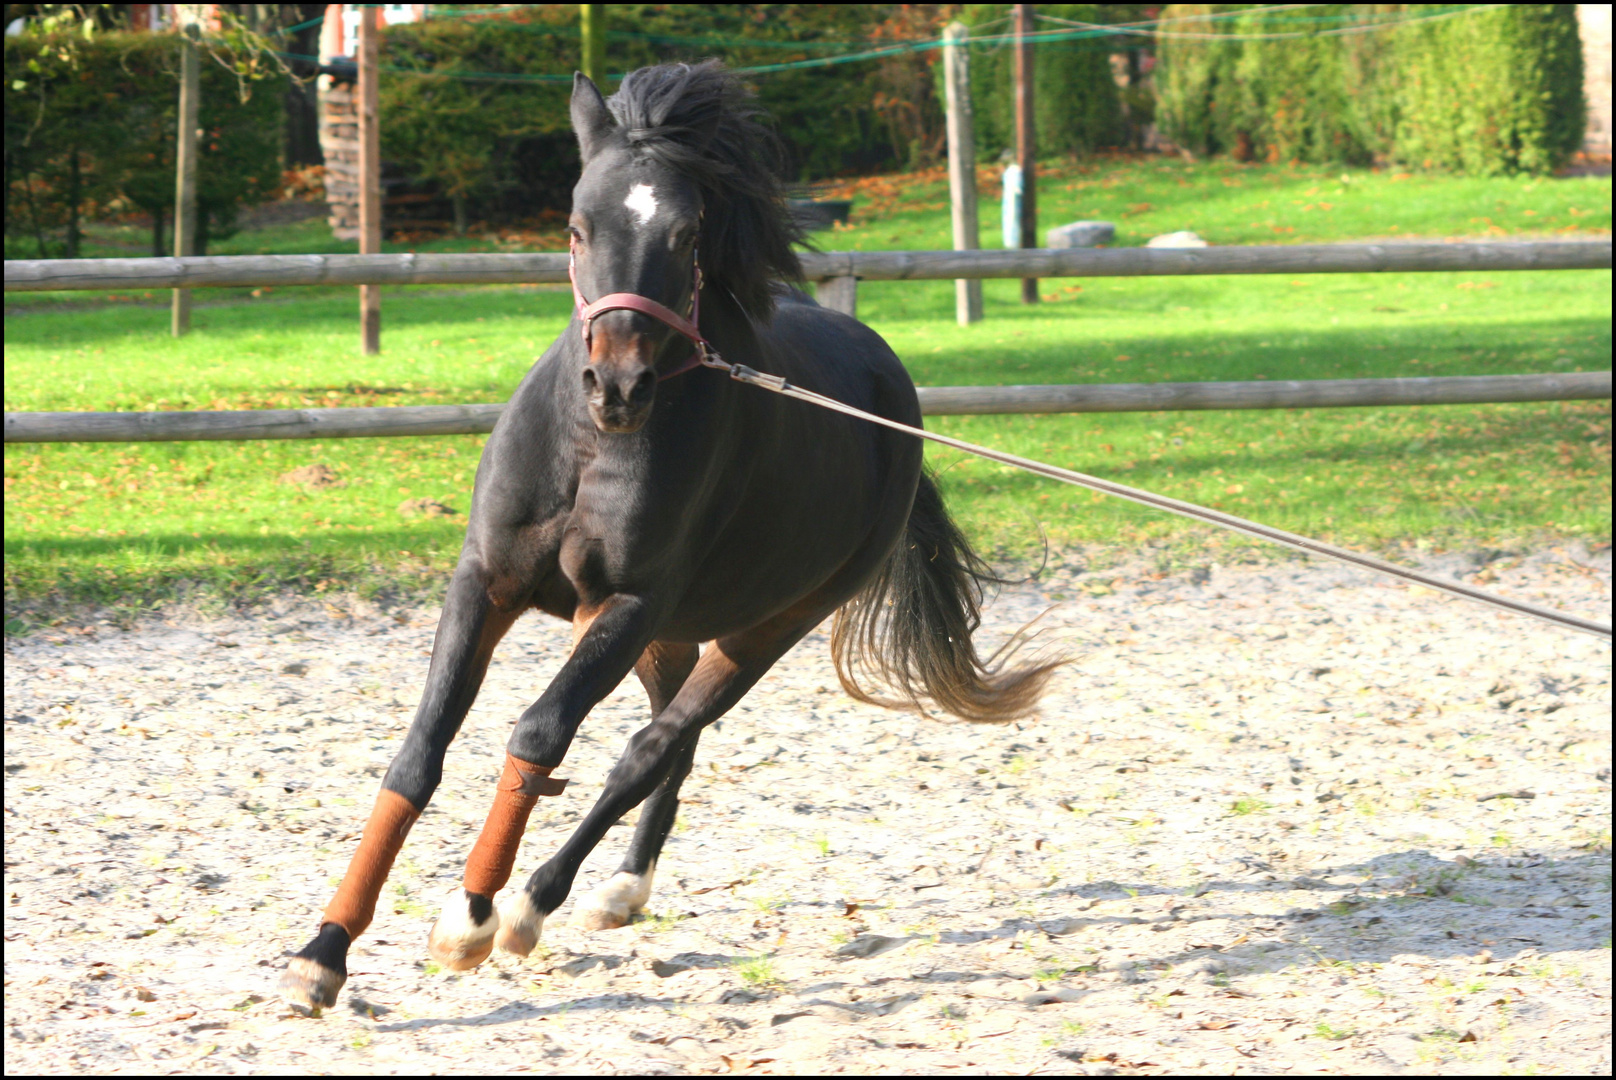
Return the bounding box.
[569,234,723,381]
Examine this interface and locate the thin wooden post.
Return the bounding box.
[943,22,983,326]
[357,3,381,355]
[171,9,201,336]
[1013,3,1038,304]
[580,4,605,84]
[816,275,858,319]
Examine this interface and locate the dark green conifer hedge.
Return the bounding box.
[954,4,1129,160]
[4,31,282,257]
[1155,3,1586,175]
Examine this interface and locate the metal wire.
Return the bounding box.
[712,361,1611,642]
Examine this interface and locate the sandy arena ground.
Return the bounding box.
[4,544,1610,1075]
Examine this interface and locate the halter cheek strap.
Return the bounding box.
[569,236,723,381]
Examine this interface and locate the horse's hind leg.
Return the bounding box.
[571,641,701,929]
[280,566,518,1010]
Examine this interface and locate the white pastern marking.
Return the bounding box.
[431,886,496,944]
[624,183,658,225]
[570,864,656,929]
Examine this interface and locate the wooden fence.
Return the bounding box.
[5,373,1608,444]
[6,240,1610,321]
[4,241,1609,443]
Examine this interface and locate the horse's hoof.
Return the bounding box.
[494,890,545,958]
[570,905,631,930]
[569,868,654,931]
[280,957,345,1012]
[427,889,499,972]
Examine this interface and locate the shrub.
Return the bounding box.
[376,4,951,225]
[955,4,1127,160]
[1390,3,1585,175]
[4,30,282,257]
[1155,3,1586,175]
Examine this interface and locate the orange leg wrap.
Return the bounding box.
[322,788,420,939]
[463,754,568,898]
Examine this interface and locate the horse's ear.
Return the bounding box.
[571,72,615,162]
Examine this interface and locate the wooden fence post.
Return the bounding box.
[816,276,858,319]
[1014,3,1038,304]
[171,9,200,337]
[943,22,983,326]
[357,4,380,355]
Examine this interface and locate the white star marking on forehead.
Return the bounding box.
[624,183,658,225]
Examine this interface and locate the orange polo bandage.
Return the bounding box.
[323,788,420,939]
[463,754,568,898]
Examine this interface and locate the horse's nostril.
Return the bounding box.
[581,367,600,395]
[631,370,656,400]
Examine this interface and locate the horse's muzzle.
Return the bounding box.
[582,358,656,433]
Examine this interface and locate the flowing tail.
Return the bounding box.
[831,470,1067,722]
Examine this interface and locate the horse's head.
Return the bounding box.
[567,72,712,434]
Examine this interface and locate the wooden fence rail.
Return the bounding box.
[8,372,1607,444]
[5,240,1610,319]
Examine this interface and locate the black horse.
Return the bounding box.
[282,62,1060,1010]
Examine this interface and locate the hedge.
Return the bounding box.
[4,31,282,257]
[953,4,1128,161]
[1155,3,1587,175]
[376,5,947,225]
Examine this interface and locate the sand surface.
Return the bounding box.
[4,544,1610,1075]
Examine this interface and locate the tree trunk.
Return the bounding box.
[452,193,468,237]
[173,16,201,336]
[66,148,82,259]
[23,170,48,258]
[581,5,606,85]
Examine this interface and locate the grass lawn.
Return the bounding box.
[4,157,1610,610]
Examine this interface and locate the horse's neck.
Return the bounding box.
[702,285,769,364]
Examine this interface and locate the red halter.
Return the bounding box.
[569,234,721,381]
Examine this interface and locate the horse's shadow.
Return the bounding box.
[369,991,682,1033]
[920,847,1608,979]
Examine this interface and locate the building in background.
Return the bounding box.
[1579,4,1611,158]
[317,5,425,240]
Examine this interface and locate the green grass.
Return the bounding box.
[3,157,1610,609]
[820,155,1611,249]
[732,954,784,991]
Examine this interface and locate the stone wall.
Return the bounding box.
[317,79,360,240]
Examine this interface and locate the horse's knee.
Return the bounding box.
[506,701,575,767]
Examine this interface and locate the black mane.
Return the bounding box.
[606,61,805,319]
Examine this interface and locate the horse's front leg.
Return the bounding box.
[499,610,821,956]
[280,564,519,1010]
[427,593,658,969]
